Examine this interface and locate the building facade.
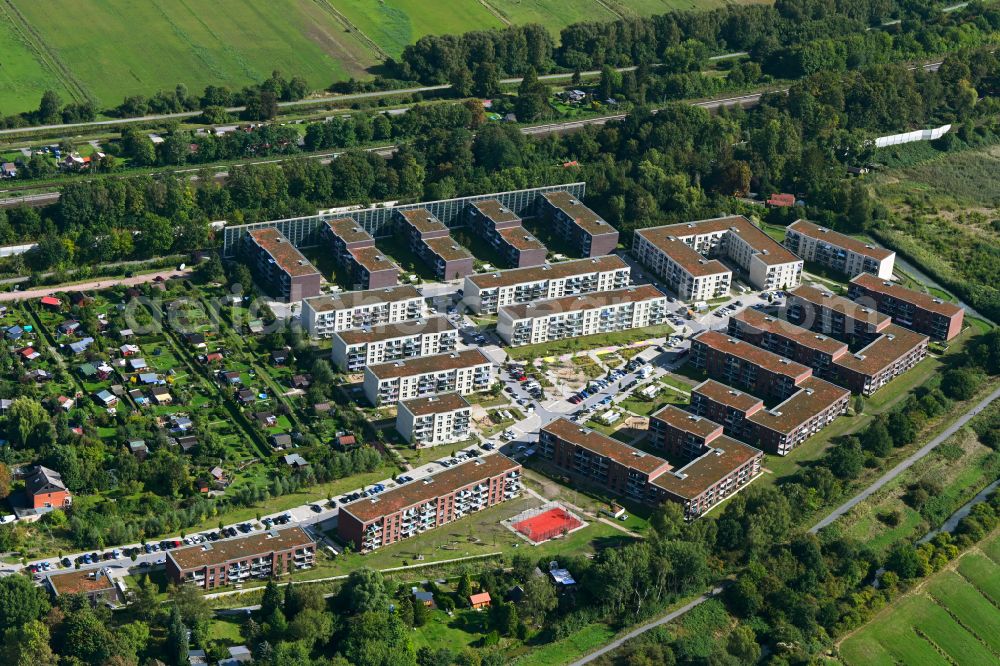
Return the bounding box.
[690,330,813,402]
[302,286,424,338]
[165,527,315,590]
[363,349,494,405]
[848,273,964,341]
[536,191,619,257]
[539,418,762,519]
[330,316,458,372]
[632,229,732,301]
[466,199,547,268]
[784,220,895,279]
[832,324,929,396]
[648,405,726,460]
[25,465,72,510]
[338,455,522,552]
[496,285,668,347]
[243,228,322,302]
[689,379,765,443]
[786,285,892,345]
[396,393,472,447]
[463,256,631,315]
[728,308,849,380]
[746,377,850,455]
[631,216,802,300]
[322,217,400,290]
[397,208,474,280]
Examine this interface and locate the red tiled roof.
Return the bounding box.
[499,285,665,320]
[650,435,761,499]
[731,308,848,357]
[468,256,628,290]
[341,455,520,523]
[542,418,671,476]
[748,377,849,434]
[541,191,617,237]
[400,392,471,416]
[247,228,320,278]
[693,330,813,380]
[641,215,800,266]
[850,273,963,318]
[367,349,491,380]
[168,526,314,570]
[692,379,765,415]
[787,220,894,261]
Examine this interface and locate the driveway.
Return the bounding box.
[0,268,193,302]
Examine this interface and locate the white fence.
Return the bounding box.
[875,124,951,148]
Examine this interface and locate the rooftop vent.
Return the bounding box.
[932,298,943,304]
[805,388,814,395]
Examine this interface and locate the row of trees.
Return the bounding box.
[393,0,995,83]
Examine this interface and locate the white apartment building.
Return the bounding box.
[363,349,494,406]
[496,285,668,347]
[632,232,732,301]
[463,255,631,315]
[633,216,802,300]
[331,316,458,372]
[784,219,895,279]
[301,285,424,338]
[395,393,472,447]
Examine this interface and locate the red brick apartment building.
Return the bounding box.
[243,228,322,302]
[322,217,399,290]
[746,376,850,455]
[690,330,813,402]
[539,418,762,519]
[466,199,547,268]
[832,324,929,395]
[396,208,474,280]
[25,465,72,510]
[536,191,619,257]
[337,455,522,553]
[165,526,315,590]
[689,379,765,443]
[728,308,848,380]
[848,273,964,341]
[786,284,891,345]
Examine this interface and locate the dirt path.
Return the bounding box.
[0,268,192,302]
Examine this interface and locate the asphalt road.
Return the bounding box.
[808,385,1000,533]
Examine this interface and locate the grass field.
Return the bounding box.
[839,530,1000,665]
[0,0,769,114]
[2,0,379,113]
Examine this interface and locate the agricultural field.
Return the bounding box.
[839,529,1000,665]
[0,0,768,115]
[1,0,380,114]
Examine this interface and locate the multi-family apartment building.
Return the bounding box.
[832,323,929,395]
[301,285,423,338]
[786,284,892,345]
[466,199,547,268]
[648,405,727,460]
[322,217,399,290]
[395,393,472,447]
[784,220,895,279]
[632,216,802,299]
[463,255,631,315]
[688,377,849,455]
[690,330,813,402]
[396,208,474,280]
[728,308,849,380]
[330,316,458,372]
[165,527,315,590]
[496,285,668,347]
[363,349,494,406]
[243,228,322,302]
[536,191,619,257]
[746,376,850,455]
[632,229,732,301]
[848,273,964,341]
[539,418,762,519]
[338,454,521,552]
[689,379,765,443]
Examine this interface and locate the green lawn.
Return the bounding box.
[840,531,1000,666]
[510,623,617,665]
[6,0,376,111]
[334,0,502,57]
[409,608,491,653]
[506,324,674,361]
[0,5,72,114]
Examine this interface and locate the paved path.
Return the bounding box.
[809,386,1000,533]
[0,268,192,302]
[568,586,727,666]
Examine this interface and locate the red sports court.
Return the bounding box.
[513,507,583,544]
